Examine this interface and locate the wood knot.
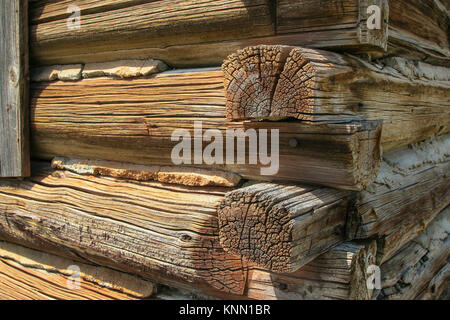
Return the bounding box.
[180,234,192,242]
[9,67,18,84]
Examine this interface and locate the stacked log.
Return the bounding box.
[0,0,448,300]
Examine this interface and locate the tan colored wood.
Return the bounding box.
[245,241,377,300]
[0,162,247,297]
[51,157,242,187]
[30,68,382,190]
[347,134,450,264]
[378,206,449,300]
[217,183,352,273]
[0,0,30,177]
[0,240,155,300]
[222,45,450,151]
[277,0,388,52]
[30,0,275,67]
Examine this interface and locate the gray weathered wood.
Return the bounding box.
[0,0,30,177]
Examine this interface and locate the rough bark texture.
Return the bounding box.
[378,206,449,300]
[222,45,449,151]
[245,241,377,300]
[0,162,247,297]
[347,134,450,264]
[0,240,155,300]
[217,183,353,273]
[30,68,382,190]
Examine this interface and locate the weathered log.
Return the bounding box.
[0,162,247,297]
[30,68,382,190]
[218,134,449,272]
[416,263,449,300]
[347,134,450,263]
[29,0,392,67]
[0,240,155,300]
[276,0,389,52]
[245,241,377,300]
[388,0,449,66]
[222,45,450,150]
[378,206,449,300]
[217,183,353,273]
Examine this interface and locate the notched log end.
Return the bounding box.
[217,185,294,273]
[222,45,321,121]
[352,120,383,191]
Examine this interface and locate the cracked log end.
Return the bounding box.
[217,183,352,273]
[222,45,345,121]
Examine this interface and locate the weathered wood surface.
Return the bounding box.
[0,240,155,300]
[416,263,449,300]
[30,68,382,190]
[29,0,391,67]
[0,162,247,297]
[29,0,449,67]
[277,0,389,52]
[218,134,449,272]
[378,206,449,300]
[30,0,275,67]
[347,134,450,264]
[0,0,30,177]
[223,45,450,151]
[245,241,377,300]
[388,0,450,66]
[51,157,242,187]
[218,183,353,273]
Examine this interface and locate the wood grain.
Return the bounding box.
[347,134,450,264]
[0,0,30,177]
[245,241,377,300]
[30,68,382,190]
[217,183,352,273]
[0,240,155,300]
[0,162,247,297]
[378,206,449,300]
[222,45,450,151]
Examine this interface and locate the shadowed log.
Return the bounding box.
[378,206,449,300]
[348,134,450,264]
[246,241,377,300]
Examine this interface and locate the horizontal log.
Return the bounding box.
[0,162,247,297]
[218,134,449,272]
[29,0,392,67]
[347,134,450,263]
[222,45,450,150]
[245,241,377,300]
[217,183,353,273]
[30,68,382,190]
[0,162,380,300]
[0,240,155,300]
[378,206,449,300]
[387,0,449,66]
